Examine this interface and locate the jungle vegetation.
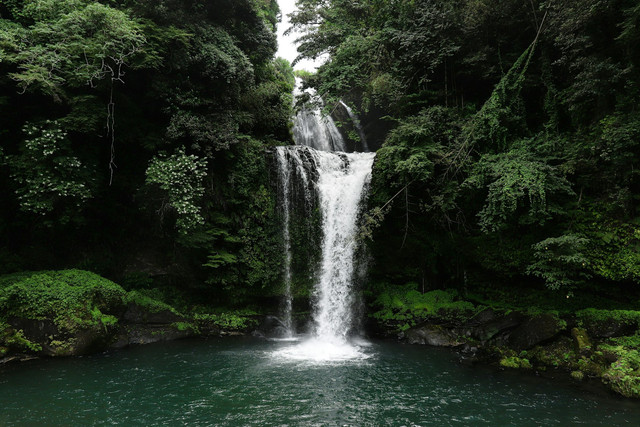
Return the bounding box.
[289,0,640,301]
[1,0,640,309]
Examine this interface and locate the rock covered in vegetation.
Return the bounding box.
[405,324,462,347]
[0,270,125,358]
[368,284,640,399]
[0,270,257,362]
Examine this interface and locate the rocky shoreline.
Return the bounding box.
[370,305,640,399]
[2,270,639,400]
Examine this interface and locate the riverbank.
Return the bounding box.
[0,270,259,364]
[365,282,640,399]
[3,269,640,400]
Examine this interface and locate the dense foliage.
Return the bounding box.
[290,0,640,298]
[0,0,295,304]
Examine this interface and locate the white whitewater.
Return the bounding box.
[292,109,346,152]
[274,78,375,362]
[313,151,375,342]
[273,148,375,362]
[275,148,294,336]
[292,78,346,152]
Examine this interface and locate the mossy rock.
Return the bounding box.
[465,309,524,342]
[599,335,640,398]
[576,309,640,338]
[0,270,126,357]
[603,354,640,398]
[571,371,585,381]
[405,323,463,347]
[500,356,532,369]
[529,336,576,368]
[571,327,592,355]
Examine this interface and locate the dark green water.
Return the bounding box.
[1,337,639,426]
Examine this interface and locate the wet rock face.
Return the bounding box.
[405,324,463,347]
[465,309,524,342]
[122,303,185,324]
[580,317,637,338]
[400,309,567,351]
[507,314,566,350]
[7,317,116,357]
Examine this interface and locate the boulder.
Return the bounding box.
[571,327,592,356]
[124,324,196,345]
[579,313,638,338]
[465,310,524,342]
[7,317,116,357]
[405,324,463,347]
[508,313,566,350]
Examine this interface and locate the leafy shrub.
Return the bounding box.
[527,233,591,290]
[122,290,181,316]
[194,311,258,331]
[3,121,93,220]
[145,147,208,234]
[370,283,478,330]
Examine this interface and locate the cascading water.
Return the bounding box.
[275,149,294,336]
[274,85,375,361]
[292,109,347,152]
[291,78,347,152]
[339,100,370,152]
[275,146,318,337]
[313,151,375,342]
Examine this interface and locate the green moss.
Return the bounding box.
[172,321,199,334]
[466,282,636,314]
[194,311,258,331]
[571,371,585,380]
[368,283,480,331]
[0,322,42,353]
[123,290,181,315]
[600,333,640,398]
[602,350,640,398]
[529,337,576,368]
[49,339,77,356]
[571,327,592,353]
[0,270,125,333]
[500,356,532,369]
[576,308,640,329]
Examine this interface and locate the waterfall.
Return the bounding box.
[273,153,375,363]
[292,108,347,152]
[291,78,346,152]
[339,100,370,152]
[273,78,375,360]
[275,148,294,336]
[274,146,375,360]
[312,151,375,342]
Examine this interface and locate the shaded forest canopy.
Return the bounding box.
[0,0,295,303]
[289,0,640,297]
[1,0,639,305]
